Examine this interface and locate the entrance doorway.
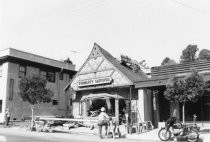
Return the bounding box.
[158,90,170,122]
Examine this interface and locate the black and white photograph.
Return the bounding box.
[0,0,210,141]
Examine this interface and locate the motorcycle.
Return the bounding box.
[158,122,199,142]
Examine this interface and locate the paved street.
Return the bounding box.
[0,133,159,142]
[0,134,65,142]
[0,127,160,142]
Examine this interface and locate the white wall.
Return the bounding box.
[0,63,9,122]
[137,89,152,123]
[72,102,81,118]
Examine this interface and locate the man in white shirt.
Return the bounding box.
[98,107,109,139]
[5,108,10,126]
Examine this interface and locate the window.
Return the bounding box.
[40,70,55,82]
[9,79,14,101]
[19,65,26,78]
[52,100,58,105]
[59,73,63,80]
[47,72,55,82]
[0,100,2,113]
[40,70,47,80]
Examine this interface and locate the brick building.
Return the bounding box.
[0,48,76,122]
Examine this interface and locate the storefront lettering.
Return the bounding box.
[78,77,112,87]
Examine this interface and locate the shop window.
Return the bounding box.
[19,65,26,78]
[47,72,55,82]
[40,70,47,80]
[0,100,2,113]
[52,100,58,105]
[9,79,14,101]
[59,73,63,80]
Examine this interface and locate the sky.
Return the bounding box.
[1,0,210,70]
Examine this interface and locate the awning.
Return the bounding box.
[81,93,124,101]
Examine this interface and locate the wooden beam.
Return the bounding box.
[78,68,114,75]
[40,117,98,122]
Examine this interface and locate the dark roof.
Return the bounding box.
[95,43,147,82]
[135,60,210,88]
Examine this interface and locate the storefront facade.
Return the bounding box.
[65,43,149,124]
[135,60,210,126]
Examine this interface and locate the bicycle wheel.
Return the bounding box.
[187,129,199,142]
[158,128,171,141]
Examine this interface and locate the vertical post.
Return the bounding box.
[129,85,132,134]
[201,96,204,127]
[152,90,159,128]
[125,100,130,134]
[115,99,119,123]
[83,101,88,118]
[182,102,185,124]
[129,86,132,123]
[65,92,69,117]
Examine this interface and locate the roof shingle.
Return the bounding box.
[95,43,147,83]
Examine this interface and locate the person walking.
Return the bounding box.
[98,107,110,139]
[5,108,10,126]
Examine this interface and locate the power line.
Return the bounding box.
[169,0,210,17]
[8,0,111,45]
[14,0,109,33]
[39,0,109,25]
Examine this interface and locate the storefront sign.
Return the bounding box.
[78,77,112,87]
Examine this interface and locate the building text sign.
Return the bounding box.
[78,77,112,87]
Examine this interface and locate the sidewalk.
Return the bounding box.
[0,124,209,142]
[126,129,160,142]
[0,126,99,142]
[126,127,210,142]
[0,125,128,141]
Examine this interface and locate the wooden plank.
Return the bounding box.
[40,117,98,122]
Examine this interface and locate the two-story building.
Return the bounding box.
[0,48,76,122]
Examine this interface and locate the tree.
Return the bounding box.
[18,75,54,128]
[161,57,177,66]
[164,69,204,123]
[180,44,198,63]
[198,49,210,61]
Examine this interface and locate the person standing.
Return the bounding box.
[98,107,110,139]
[5,108,10,126]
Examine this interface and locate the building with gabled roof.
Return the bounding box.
[65,43,151,125]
